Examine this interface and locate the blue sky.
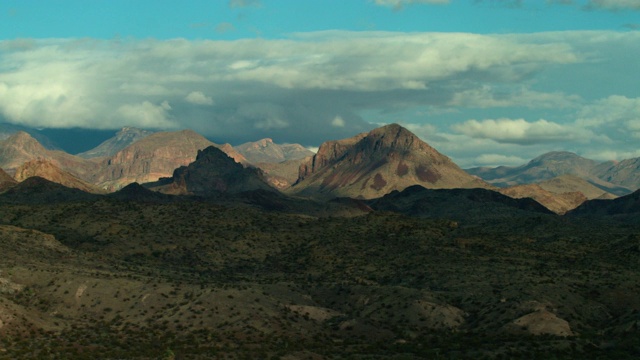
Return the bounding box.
[1,0,640,166]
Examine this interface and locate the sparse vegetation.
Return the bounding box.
[0,197,639,358]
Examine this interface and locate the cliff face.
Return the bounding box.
[146,146,274,196]
[290,124,490,199]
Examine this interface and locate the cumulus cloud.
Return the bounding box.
[452,118,594,144]
[185,91,214,105]
[0,30,637,150]
[577,95,640,138]
[116,101,176,128]
[449,86,581,109]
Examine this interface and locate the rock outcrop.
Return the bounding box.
[146,146,274,196]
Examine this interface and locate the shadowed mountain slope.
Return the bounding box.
[367,185,553,221]
[0,167,16,192]
[289,124,489,199]
[145,146,274,196]
[0,176,99,204]
[568,189,640,217]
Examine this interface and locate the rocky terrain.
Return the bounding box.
[0,178,639,358]
[289,124,490,199]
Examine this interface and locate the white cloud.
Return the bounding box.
[332,116,346,127]
[116,101,176,128]
[185,91,214,105]
[0,30,637,153]
[449,86,581,109]
[452,118,594,144]
[577,95,640,128]
[474,154,526,167]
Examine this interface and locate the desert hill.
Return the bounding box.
[568,189,640,217]
[0,176,100,204]
[495,174,616,214]
[145,145,274,196]
[367,185,553,221]
[498,184,586,215]
[13,159,106,194]
[289,123,489,199]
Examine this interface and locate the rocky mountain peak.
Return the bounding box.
[3,131,46,151]
[291,123,488,199]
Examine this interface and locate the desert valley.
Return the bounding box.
[0,123,639,359]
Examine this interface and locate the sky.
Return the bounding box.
[1,0,639,167]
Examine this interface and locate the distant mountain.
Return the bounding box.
[235,138,314,164]
[593,158,640,191]
[13,159,105,194]
[77,127,155,158]
[288,123,489,199]
[367,185,553,221]
[0,122,59,150]
[466,151,632,196]
[0,131,99,179]
[88,130,247,191]
[145,146,274,196]
[253,157,312,190]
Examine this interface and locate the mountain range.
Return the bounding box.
[2,123,640,214]
[2,123,640,358]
